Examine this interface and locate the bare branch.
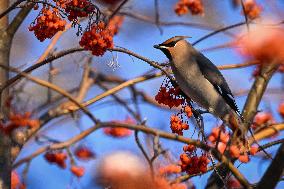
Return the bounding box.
[7,2,34,38]
[0,0,25,20]
[0,64,98,125]
[1,47,85,91]
[242,63,280,130]
[35,23,73,64]
[13,122,251,187]
[256,143,284,189]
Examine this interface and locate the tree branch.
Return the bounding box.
[0,0,25,20]
[242,63,280,131]
[7,2,34,38]
[0,47,85,91]
[13,122,251,187]
[256,143,284,189]
[0,64,98,125]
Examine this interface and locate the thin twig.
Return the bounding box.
[240,0,250,31]
[0,47,85,91]
[192,22,246,46]
[108,0,128,20]
[0,64,98,125]
[36,23,73,64]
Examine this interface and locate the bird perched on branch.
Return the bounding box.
[154,36,244,136]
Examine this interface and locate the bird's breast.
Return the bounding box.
[170,60,221,111]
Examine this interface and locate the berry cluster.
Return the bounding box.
[243,0,262,20]
[74,146,95,161]
[183,144,196,152]
[103,117,134,137]
[53,0,67,9]
[180,151,210,175]
[103,127,132,138]
[175,0,204,16]
[107,15,125,35]
[208,127,229,144]
[236,25,284,65]
[44,151,67,169]
[79,21,114,56]
[252,112,275,130]
[64,0,95,21]
[208,127,258,163]
[29,8,66,42]
[70,166,85,177]
[155,79,185,108]
[44,150,87,177]
[155,86,184,108]
[0,112,40,134]
[11,171,25,189]
[170,115,189,135]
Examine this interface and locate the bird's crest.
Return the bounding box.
[160,36,191,47]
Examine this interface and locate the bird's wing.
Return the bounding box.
[195,52,242,117]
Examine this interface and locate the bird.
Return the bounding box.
[154,36,244,135]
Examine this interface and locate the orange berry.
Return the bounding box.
[211,127,220,138]
[229,145,240,158]
[70,166,85,177]
[220,133,229,143]
[183,144,195,152]
[208,135,216,142]
[75,146,95,160]
[250,146,258,155]
[174,0,204,16]
[180,153,191,164]
[238,154,249,163]
[11,171,20,189]
[278,102,284,118]
[217,142,226,154]
[184,106,193,118]
[243,0,262,20]
[254,112,274,125]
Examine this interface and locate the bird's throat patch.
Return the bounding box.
[161,48,172,60]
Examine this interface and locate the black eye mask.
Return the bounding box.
[160,48,172,60]
[161,41,177,47]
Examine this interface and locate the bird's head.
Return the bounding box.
[153,36,191,60]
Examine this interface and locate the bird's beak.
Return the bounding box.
[153,44,161,49]
[153,44,166,49]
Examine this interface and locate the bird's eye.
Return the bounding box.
[163,41,177,47]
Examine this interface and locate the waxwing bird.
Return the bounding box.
[154,36,243,133]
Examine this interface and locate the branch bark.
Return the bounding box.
[242,63,280,131]
[0,0,11,188]
[6,2,34,38]
[256,143,284,189]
